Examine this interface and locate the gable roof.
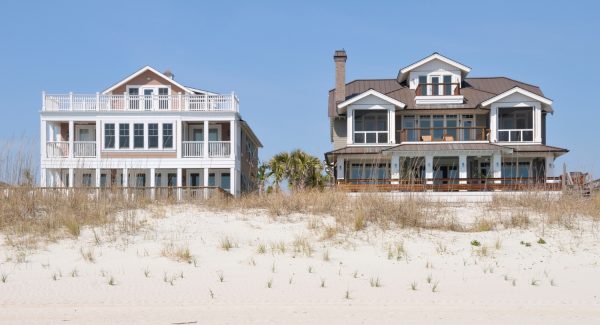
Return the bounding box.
[336,89,406,113]
[397,53,471,82]
[328,77,552,117]
[480,86,553,107]
[102,66,194,95]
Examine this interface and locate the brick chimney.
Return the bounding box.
[334,50,347,104]
[163,69,174,80]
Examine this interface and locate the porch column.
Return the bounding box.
[203,120,209,158]
[346,109,353,145]
[40,120,47,161]
[534,106,542,143]
[150,167,156,199]
[459,155,467,185]
[68,120,74,158]
[545,156,555,183]
[492,153,502,184]
[425,155,434,185]
[40,168,47,187]
[489,106,498,142]
[95,120,101,158]
[230,120,235,159]
[391,155,400,185]
[388,110,396,144]
[336,158,345,181]
[68,168,74,188]
[203,167,209,199]
[95,168,101,187]
[122,168,129,187]
[176,168,182,200]
[176,120,182,159]
[230,167,235,196]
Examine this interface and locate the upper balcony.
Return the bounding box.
[397,126,489,142]
[414,82,464,105]
[42,93,239,113]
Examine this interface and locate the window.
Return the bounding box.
[208,173,216,186]
[498,107,534,142]
[353,110,388,144]
[431,76,440,95]
[221,173,230,191]
[148,123,159,148]
[119,123,130,149]
[418,76,427,96]
[443,75,453,95]
[163,123,173,148]
[134,123,144,148]
[100,174,107,187]
[135,173,146,187]
[82,173,92,187]
[155,173,161,187]
[104,123,115,149]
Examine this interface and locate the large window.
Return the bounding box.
[104,123,115,149]
[119,123,130,148]
[498,107,533,142]
[353,110,388,144]
[134,123,144,148]
[348,163,389,184]
[148,123,159,148]
[163,123,173,148]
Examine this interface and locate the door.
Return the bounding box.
[209,128,219,141]
[128,88,139,110]
[208,173,216,186]
[221,173,231,191]
[190,173,200,187]
[143,88,154,110]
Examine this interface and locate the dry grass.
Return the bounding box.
[161,243,193,263]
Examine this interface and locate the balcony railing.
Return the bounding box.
[397,127,488,142]
[497,129,533,142]
[74,141,97,157]
[182,141,204,157]
[43,93,239,112]
[415,83,460,96]
[46,141,69,158]
[209,141,231,157]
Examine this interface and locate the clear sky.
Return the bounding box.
[0,0,598,175]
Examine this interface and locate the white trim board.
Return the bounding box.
[481,87,552,107]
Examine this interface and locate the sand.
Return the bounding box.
[1,204,599,324]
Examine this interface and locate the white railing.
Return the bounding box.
[46,141,69,158]
[497,129,534,142]
[43,93,240,112]
[73,141,97,157]
[209,141,231,158]
[182,141,204,157]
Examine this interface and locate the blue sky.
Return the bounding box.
[0,0,598,174]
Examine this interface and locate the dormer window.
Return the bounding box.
[418,75,457,96]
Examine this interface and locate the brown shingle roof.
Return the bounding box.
[505,144,568,153]
[328,77,551,117]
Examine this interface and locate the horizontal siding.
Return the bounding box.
[332,118,347,150]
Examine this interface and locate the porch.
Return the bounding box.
[44,121,97,158]
[181,121,232,158]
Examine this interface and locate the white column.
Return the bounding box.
[176,120,182,159]
[176,168,182,200]
[534,105,542,143]
[346,109,353,145]
[459,155,467,185]
[40,168,47,187]
[336,158,345,181]
[40,120,47,160]
[150,167,156,199]
[68,168,74,188]
[391,155,400,184]
[425,155,433,185]
[230,120,235,159]
[545,156,555,182]
[230,167,235,196]
[203,167,209,187]
[68,120,74,158]
[388,109,396,144]
[492,153,502,184]
[95,168,101,187]
[489,106,498,142]
[122,168,129,187]
[95,120,101,158]
[203,120,209,158]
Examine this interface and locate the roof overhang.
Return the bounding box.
[240,120,263,148]
[382,143,513,157]
[397,53,471,82]
[336,89,406,114]
[102,66,194,95]
[480,87,553,108]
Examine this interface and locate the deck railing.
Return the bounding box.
[43,93,239,112]
[209,141,231,157]
[398,127,488,142]
[46,141,69,158]
[182,141,204,157]
[415,83,461,96]
[497,129,534,142]
[337,177,562,192]
[73,141,96,157]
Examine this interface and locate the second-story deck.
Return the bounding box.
[397,127,489,142]
[42,93,239,113]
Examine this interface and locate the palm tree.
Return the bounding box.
[287,150,324,191]
[256,162,270,195]
[268,152,289,192]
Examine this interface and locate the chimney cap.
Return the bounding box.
[163,69,174,79]
[334,49,347,61]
